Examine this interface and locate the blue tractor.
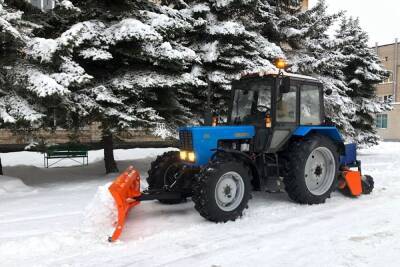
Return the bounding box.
[143,68,374,223]
[108,64,375,241]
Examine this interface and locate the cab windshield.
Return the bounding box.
[231,79,272,124]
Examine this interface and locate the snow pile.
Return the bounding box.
[81,183,117,241]
[0,176,34,195]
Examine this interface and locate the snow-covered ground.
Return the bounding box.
[0,143,399,267]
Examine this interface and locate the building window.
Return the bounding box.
[379,95,393,102]
[26,0,55,10]
[376,114,388,129]
[381,71,393,84]
[384,95,393,102]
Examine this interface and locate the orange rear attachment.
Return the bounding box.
[342,170,362,196]
[108,166,141,242]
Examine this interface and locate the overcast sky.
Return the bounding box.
[309,0,400,46]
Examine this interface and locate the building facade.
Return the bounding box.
[26,0,55,11]
[375,40,400,141]
[301,0,309,11]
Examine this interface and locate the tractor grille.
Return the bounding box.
[179,130,193,150]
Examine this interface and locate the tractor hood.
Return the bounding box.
[178,125,255,166]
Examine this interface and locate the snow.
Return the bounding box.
[58,21,106,49]
[57,0,81,12]
[81,182,117,240]
[140,10,192,35]
[0,175,34,195]
[201,41,220,62]
[0,93,44,124]
[207,21,247,36]
[26,38,58,63]
[51,57,93,87]
[144,42,199,65]
[104,19,162,44]
[79,48,113,61]
[26,69,70,97]
[213,0,235,8]
[152,123,174,139]
[0,147,174,168]
[89,85,122,105]
[0,143,399,266]
[111,71,206,91]
[0,3,23,40]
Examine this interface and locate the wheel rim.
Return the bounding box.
[215,171,245,212]
[304,147,336,196]
[164,163,181,188]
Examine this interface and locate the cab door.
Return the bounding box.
[267,80,300,153]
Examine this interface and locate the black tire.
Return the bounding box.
[192,157,252,222]
[147,151,185,204]
[283,134,339,204]
[362,175,374,194]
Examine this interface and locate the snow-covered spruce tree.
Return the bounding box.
[0,1,44,127]
[173,0,284,121]
[335,17,390,145]
[24,0,205,173]
[0,1,50,174]
[282,1,359,141]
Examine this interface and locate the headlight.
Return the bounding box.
[188,152,196,162]
[180,150,187,160]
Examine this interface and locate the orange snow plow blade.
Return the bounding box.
[108,166,141,242]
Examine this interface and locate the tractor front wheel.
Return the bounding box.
[192,158,252,222]
[147,151,186,204]
[283,134,339,204]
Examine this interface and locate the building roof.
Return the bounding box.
[375,41,398,48]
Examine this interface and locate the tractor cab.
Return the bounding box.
[231,70,324,153]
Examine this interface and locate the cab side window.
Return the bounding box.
[300,85,321,125]
[276,86,297,123]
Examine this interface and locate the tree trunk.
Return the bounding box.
[0,157,3,175]
[103,133,118,174]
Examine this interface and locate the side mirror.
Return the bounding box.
[279,77,291,94]
[325,89,333,96]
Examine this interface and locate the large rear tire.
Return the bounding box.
[283,134,339,204]
[192,157,252,222]
[147,151,186,204]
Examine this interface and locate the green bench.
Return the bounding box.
[44,144,89,168]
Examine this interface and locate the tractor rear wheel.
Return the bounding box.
[283,134,339,204]
[192,157,252,222]
[147,151,186,204]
